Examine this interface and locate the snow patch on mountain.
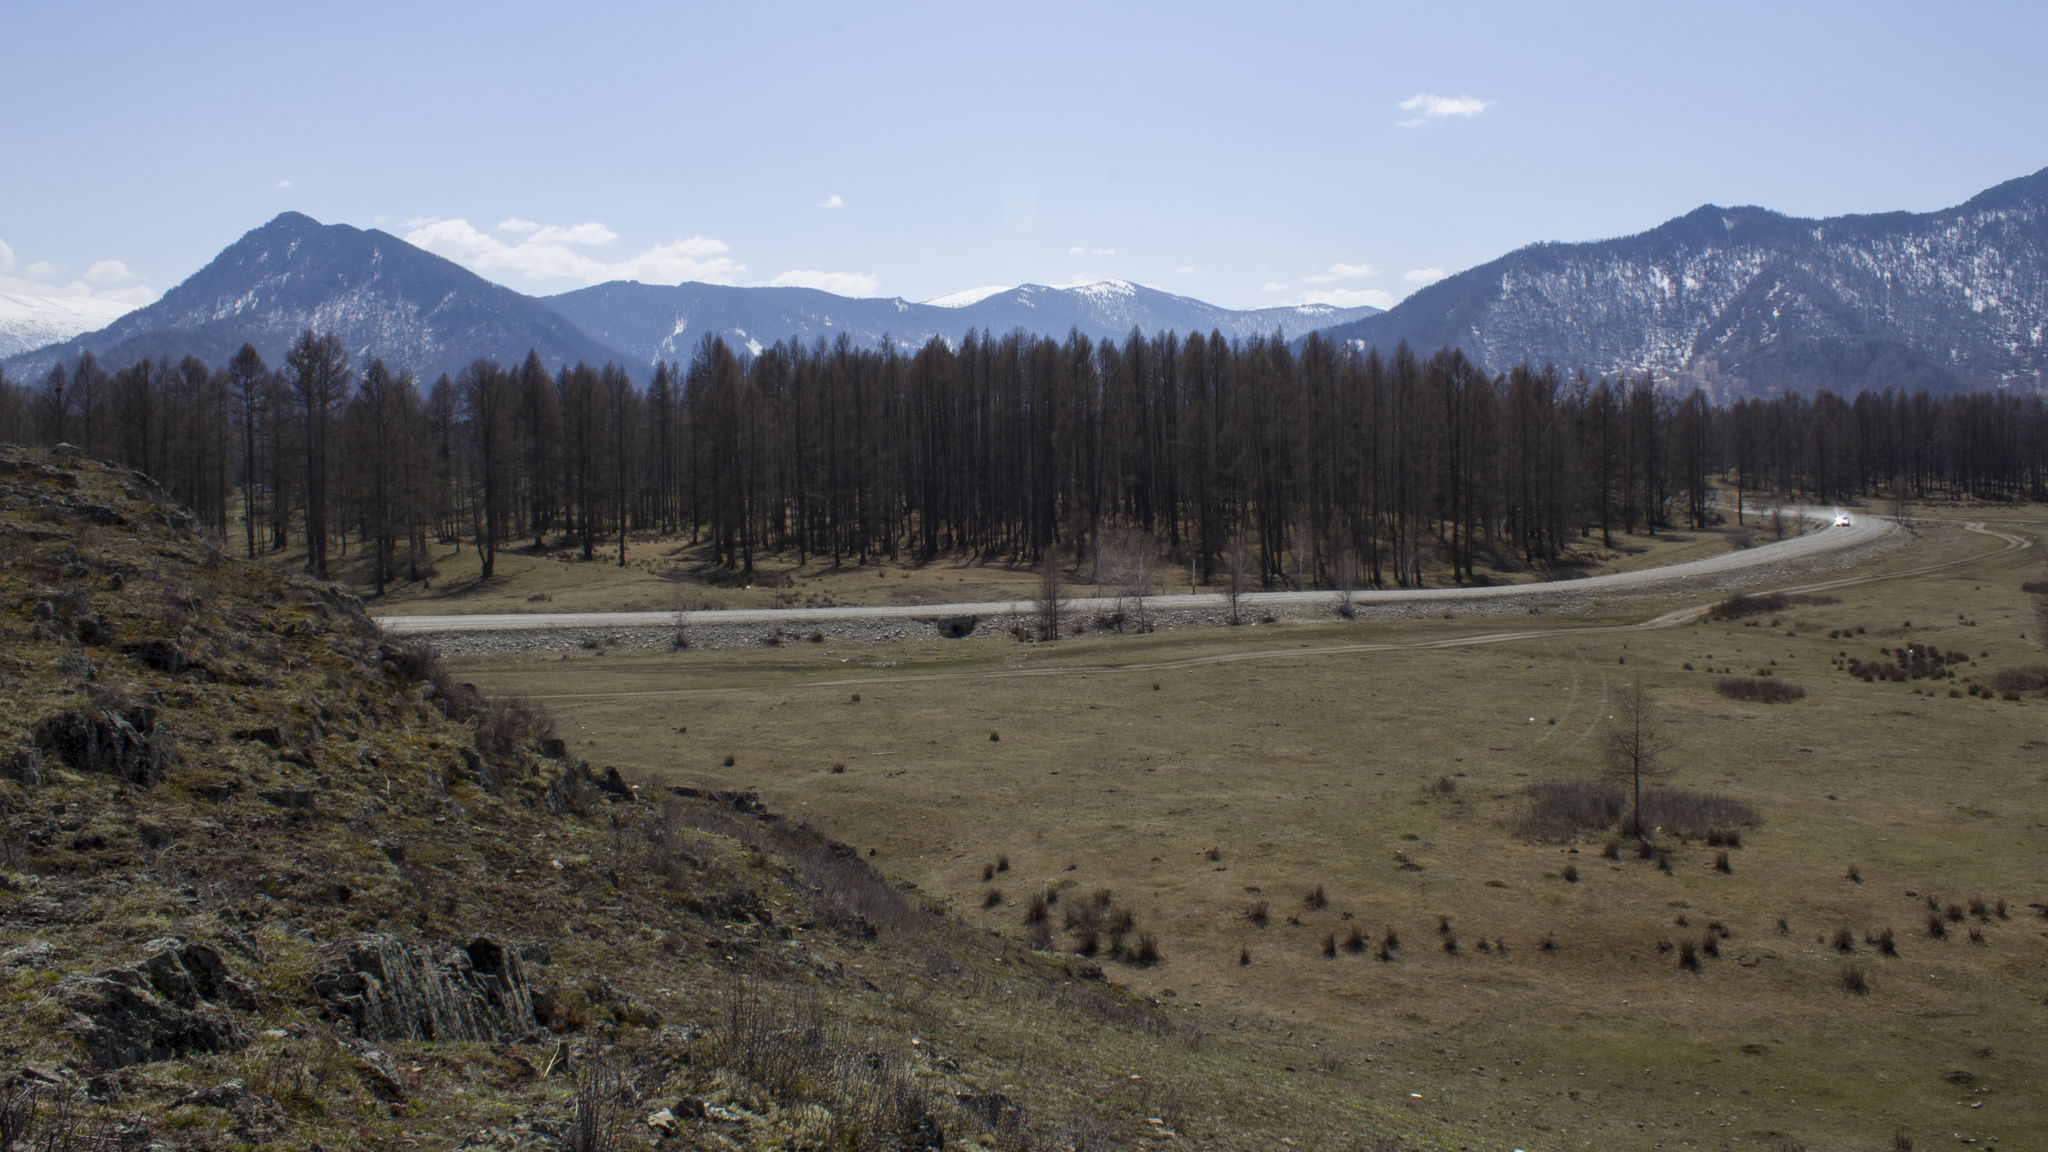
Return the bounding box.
[924,285,1013,308]
[0,294,136,359]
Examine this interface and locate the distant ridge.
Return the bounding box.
[1312,167,2048,398]
[543,278,1381,367]
[3,213,627,382]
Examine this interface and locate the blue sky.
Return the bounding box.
[3,1,2045,313]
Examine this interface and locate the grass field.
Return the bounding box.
[354,516,1796,618]
[448,511,2048,1150]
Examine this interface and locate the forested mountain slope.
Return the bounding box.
[2,213,627,383]
[1315,167,2048,398]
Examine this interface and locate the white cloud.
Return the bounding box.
[1068,246,1086,255]
[86,260,137,286]
[1175,266,1197,274]
[1261,282,1290,293]
[1397,93,1492,128]
[404,217,742,286]
[277,179,293,189]
[0,238,155,306]
[1403,267,1448,283]
[768,269,881,296]
[819,194,845,208]
[1301,287,1393,309]
[1069,246,1116,255]
[1305,262,1376,283]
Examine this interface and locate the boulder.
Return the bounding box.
[58,940,254,1069]
[37,706,176,787]
[173,1078,287,1143]
[312,934,538,1043]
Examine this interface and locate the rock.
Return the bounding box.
[37,707,176,787]
[4,748,43,786]
[132,640,189,674]
[646,1107,677,1134]
[58,939,255,1069]
[598,766,634,801]
[936,615,978,639]
[230,725,284,748]
[173,1079,287,1143]
[1,941,56,970]
[312,934,538,1043]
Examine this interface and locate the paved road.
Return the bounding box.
[377,510,1892,634]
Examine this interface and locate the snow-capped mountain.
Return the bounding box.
[544,277,1381,368]
[0,294,136,360]
[3,213,625,382]
[1313,166,2048,398]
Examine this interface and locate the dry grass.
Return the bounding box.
[453,513,2048,1148]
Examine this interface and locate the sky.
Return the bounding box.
[3,1,2046,315]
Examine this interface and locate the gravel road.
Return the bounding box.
[377,511,1900,656]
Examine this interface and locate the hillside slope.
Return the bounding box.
[3,214,628,383]
[0,447,1433,1150]
[1315,167,2048,398]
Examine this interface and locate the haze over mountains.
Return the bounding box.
[1319,166,2048,398]
[6,166,2047,398]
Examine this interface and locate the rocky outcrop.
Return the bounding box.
[57,938,256,1069]
[312,934,538,1043]
[36,705,177,787]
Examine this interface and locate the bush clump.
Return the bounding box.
[1716,677,1807,703]
[1515,781,1760,840]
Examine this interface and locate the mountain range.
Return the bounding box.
[544,278,1379,366]
[7,166,2047,397]
[0,216,1376,384]
[1317,167,2048,397]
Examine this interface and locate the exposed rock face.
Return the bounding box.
[57,939,256,1069]
[36,706,177,787]
[312,934,538,1043]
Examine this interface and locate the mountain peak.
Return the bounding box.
[1311,165,2048,398]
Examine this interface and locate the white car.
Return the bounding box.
[1833,513,1853,527]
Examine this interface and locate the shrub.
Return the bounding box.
[1441,935,1458,955]
[1877,927,1897,956]
[1127,933,1160,967]
[1238,946,1250,967]
[1025,892,1049,924]
[1516,780,1760,840]
[1714,852,1732,874]
[1706,828,1744,848]
[996,855,1010,873]
[982,889,1003,910]
[1561,864,1579,883]
[1438,916,1452,936]
[1846,864,1861,883]
[1701,934,1720,959]
[1968,926,1985,945]
[1342,926,1367,954]
[1539,933,1556,953]
[1832,927,1855,953]
[1304,884,1328,910]
[1968,897,1987,920]
[1841,963,1869,993]
[722,755,735,767]
[1709,592,1840,621]
[1678,940,1699,970]
[1431,775,1457,795]
[1247,900,1269,927]
[1321,933,1337,958]
[982,863,995,882]
[1925,914,1946,939]
[1600,840,1620,859]
[1946,903,1966,923]
[1383,927,1400,949]
[1716,677,1807,703]
[1988,665,2048,694]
